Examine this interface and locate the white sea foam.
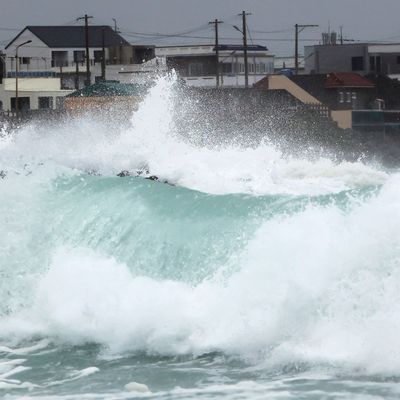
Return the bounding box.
[1,174,400,375]
[0,73,388,196]
[1,70,400,396]
[124,382,150,393]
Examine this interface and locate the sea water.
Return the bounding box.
[0,74,400,399]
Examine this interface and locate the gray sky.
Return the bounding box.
[1,0,399,56]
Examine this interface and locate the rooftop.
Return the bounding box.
[6,26,130,49]
[325,72,375,88]
[216,44,268,52]
[66,81,147,97]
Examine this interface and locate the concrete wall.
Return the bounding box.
[64,95,140,116]
[331,110,352,129]
[0,78,72,111]
[304,44,368,74]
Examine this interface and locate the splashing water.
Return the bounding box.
[1,73,400,399]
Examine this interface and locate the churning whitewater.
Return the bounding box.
[1,74,400,399]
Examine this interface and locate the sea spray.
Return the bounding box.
[1,73,400,399]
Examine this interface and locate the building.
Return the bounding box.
[0,77,73,112]
[64,80,145,116]
[304,42,400,78]
[255,72,376,129]
[155,44,274,87]
[2,25,155,111]
[290,72,375,110]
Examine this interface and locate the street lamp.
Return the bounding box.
[15,39,32,118]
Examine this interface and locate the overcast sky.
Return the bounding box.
[1,0,399,56]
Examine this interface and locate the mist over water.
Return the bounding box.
[1,73,400,399]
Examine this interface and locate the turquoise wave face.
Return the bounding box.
[2,74,400,399]
[0,170,379,317]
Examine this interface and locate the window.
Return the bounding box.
[397,55,400,64]
[38,97,53,110]
[239,63,245,73]
[188,63,203,76]
[222,63,232,74]
[339,91,345,103]
[260,63,266,73]
[11,97,30,111]
[73,50,85,63]
[376,56,381,73]
[351,56,364,71]
[94,50,103,64]
[20,57,30,65]
[52,51,68,67]
[346,92,352,103]
[370,56,375,71]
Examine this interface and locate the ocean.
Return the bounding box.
[1,74,400,399]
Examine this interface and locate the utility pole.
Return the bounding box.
[14,39,31,118]
[77,14,93,86]
[340,26,344,45]
[101,27,106,80]
[239,11,251,88]
[75,57,79,89]
[209,19,223,88]
[295,23,318,74]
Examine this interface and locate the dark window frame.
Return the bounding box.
[351,56,364,71]
[38,96,53,110]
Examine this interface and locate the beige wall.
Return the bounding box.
[64,96,140,116]
[0,80,73,110]
[331,110,352,129]
[4,78,62,91]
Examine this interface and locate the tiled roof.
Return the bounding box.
[325,72,375,88]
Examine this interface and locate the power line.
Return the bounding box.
[0,27,21,32]
[121,32,322,42]
[252,28,294,34]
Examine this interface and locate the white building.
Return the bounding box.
[0,78,72,112]
[2,25,155,111]
[155,44,274,87]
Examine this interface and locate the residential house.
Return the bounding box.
[304,42,400,78]
[2,25,155,111]
[0,77,72,113]
[155,44,274,87]
[290,73,375,110]
[255,72,376,130]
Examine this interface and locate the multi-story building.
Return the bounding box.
[1,25,155,112]
[304,42,400,78]
[155,44,274,87]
